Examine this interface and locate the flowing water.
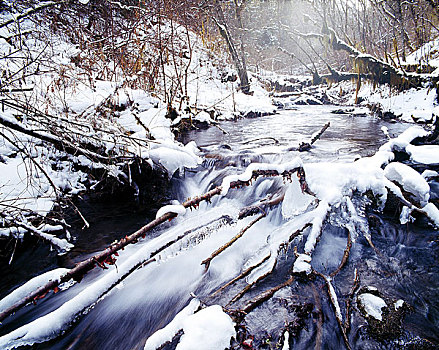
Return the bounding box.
[1,105,438,349]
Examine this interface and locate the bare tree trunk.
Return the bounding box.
[211,0,250,94]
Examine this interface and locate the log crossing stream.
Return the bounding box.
[1,105,438,349]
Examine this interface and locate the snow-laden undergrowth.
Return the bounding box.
[0,5,274,250]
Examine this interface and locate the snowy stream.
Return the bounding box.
[1,105,438,349]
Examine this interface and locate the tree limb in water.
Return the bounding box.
[240,276,295,315]
[228,223,311,305]
[330,230,352,278]
[209,253,272,298]
[344,268,360,334]
[299,122,330,152]
[315,272,351,350]
[201,213,265,270]
[238,189,285,219]
[0,166,306,323]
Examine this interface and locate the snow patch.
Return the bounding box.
[292,254,312,274]
[156,204,187,219]
[0,268,69,313]
[176,305,235,350]
[358,293,387,321]
[144,299,200,350]
[384,162,430,206]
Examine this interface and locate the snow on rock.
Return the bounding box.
[358,293,387,321]
[378,126,429,156]
[422,170,439,180]
[155,204,187,219]
[406,145,439,165]
[194,111,214,124]
[394,299,405,310]
[176,305,235,350]
[281,176,314,219]
[384,162,430,206]
[421,203,439,228]
[144,299,200,350]
[292,254,312,274]
[400,206,413,225]
[149,141,201,177]
[0,268,69,313]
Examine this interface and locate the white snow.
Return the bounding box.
[384,162,430,206]
[292,254,312,274]
[144,299,200,350]
[0,268,69,313]
[325,275,342,321]
[155,204,187,219]
[406,145,439,164]
[176,305,235,350]
[394,299,405,310]
[358,84,437,122]
[282,330,289,350]
[281,176,315,219]
[421,203,439,227]
[400,206,413,225]
[422,170,438,180]
[358,293,387,321]
[304,201,330,254]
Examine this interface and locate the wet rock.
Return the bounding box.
[331,108,355,114]
[357,286,411,339]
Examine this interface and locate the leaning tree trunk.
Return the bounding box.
[211,0,250,94]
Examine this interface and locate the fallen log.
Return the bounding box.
[0,165,307,323]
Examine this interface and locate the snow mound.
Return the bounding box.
[406,145,439,164]
[384,162,430,206]
[144,299,200,350]
[176,305,235,350]
[358,293,387,321]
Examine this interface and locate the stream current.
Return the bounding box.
[1,105,438,349]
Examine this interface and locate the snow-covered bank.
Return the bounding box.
[0,3,275,251]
